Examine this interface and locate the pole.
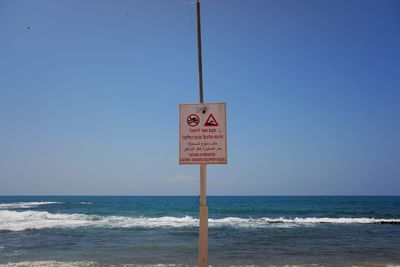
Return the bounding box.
[196,1,208,266]
[197,0,204,104]
[199,164,208,267]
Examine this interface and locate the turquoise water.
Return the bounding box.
[0,196,400,266]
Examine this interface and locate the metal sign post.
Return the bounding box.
[179,1,227,266]
[196,1,208,266]
[198,164,208,267]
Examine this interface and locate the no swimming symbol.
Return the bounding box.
[187,114,200,127]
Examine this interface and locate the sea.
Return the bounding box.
[0,196,399,266]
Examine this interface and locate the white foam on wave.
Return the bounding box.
[249,217,400,225]
[0,201,62,209]
[0,263,398,267]
[0,261,99,267]
[212,216,400,228]
[1,210,399,232]
[0,262,196,267]
[0,210,198,231]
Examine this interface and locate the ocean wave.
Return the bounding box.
[0,210,399,231]
[0,263,399,267]
[0,210,198,231]
[0,261,100,267]
[0,201,62,209]
[0,262,198,267]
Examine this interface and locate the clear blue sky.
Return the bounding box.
[0,0,399,195]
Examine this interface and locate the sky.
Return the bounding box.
[0,0,399,195]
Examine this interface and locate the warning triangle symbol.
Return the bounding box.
[204,114,218,127]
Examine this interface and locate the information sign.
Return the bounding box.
[179,103,227,164]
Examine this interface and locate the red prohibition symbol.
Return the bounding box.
[187,114,200,127]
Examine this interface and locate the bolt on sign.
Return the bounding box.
[179,103,227,164]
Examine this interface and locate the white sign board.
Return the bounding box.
[179,103,227,164]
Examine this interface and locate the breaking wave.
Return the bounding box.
[0,264,188,267]
[0,261,100,267]
[0,201,62,209]
[1,210,399,232]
